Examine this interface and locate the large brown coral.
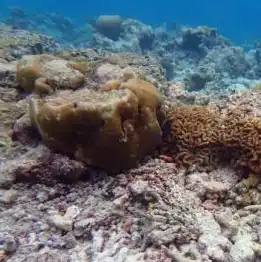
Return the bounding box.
[103,78,165,124]
[29,79,163,173]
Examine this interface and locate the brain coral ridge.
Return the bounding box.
[29,79,163,173]
[220,114,261,173]
[163,106,261,174]
[162,106,223,171]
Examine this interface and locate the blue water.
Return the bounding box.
[0,0,260,44]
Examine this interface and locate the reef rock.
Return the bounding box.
[29,79,163,173]
[95,63,137,85]
[0,99,27,140]
[16,54,85,94]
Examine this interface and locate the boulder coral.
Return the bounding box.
[94,15,123,41]
[16,54,85,94]
[29,79,163,173]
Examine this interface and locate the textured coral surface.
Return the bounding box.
[29,79,163,173]
[163,104,261,175]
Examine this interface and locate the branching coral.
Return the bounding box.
[29,79,163,173]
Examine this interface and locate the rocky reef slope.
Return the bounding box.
[1,21,261,262]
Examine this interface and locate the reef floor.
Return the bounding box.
[1,25,261,261]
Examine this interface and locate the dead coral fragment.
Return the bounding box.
[29,79,162,173]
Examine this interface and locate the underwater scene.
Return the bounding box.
[1,1,261,261]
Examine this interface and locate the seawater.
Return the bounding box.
[0,0,260,44]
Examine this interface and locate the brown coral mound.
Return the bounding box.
[29,79,163,173]
[103,78,165,124]
[162,106,223,171]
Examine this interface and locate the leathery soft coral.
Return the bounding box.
[29,79,163,173]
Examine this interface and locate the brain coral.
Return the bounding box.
[163,105,261,174]
[29,79,163,173]
[162,106,223,171]
[220,113,261,173]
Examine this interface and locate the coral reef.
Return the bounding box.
[0,23,58,60]
[2,10,261,98]
[29,79,163,173]
[2,13,261,261]
[178,26,223,53]
[90,18,155,54]
[57,49,169,95]
[2,7,90,47]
